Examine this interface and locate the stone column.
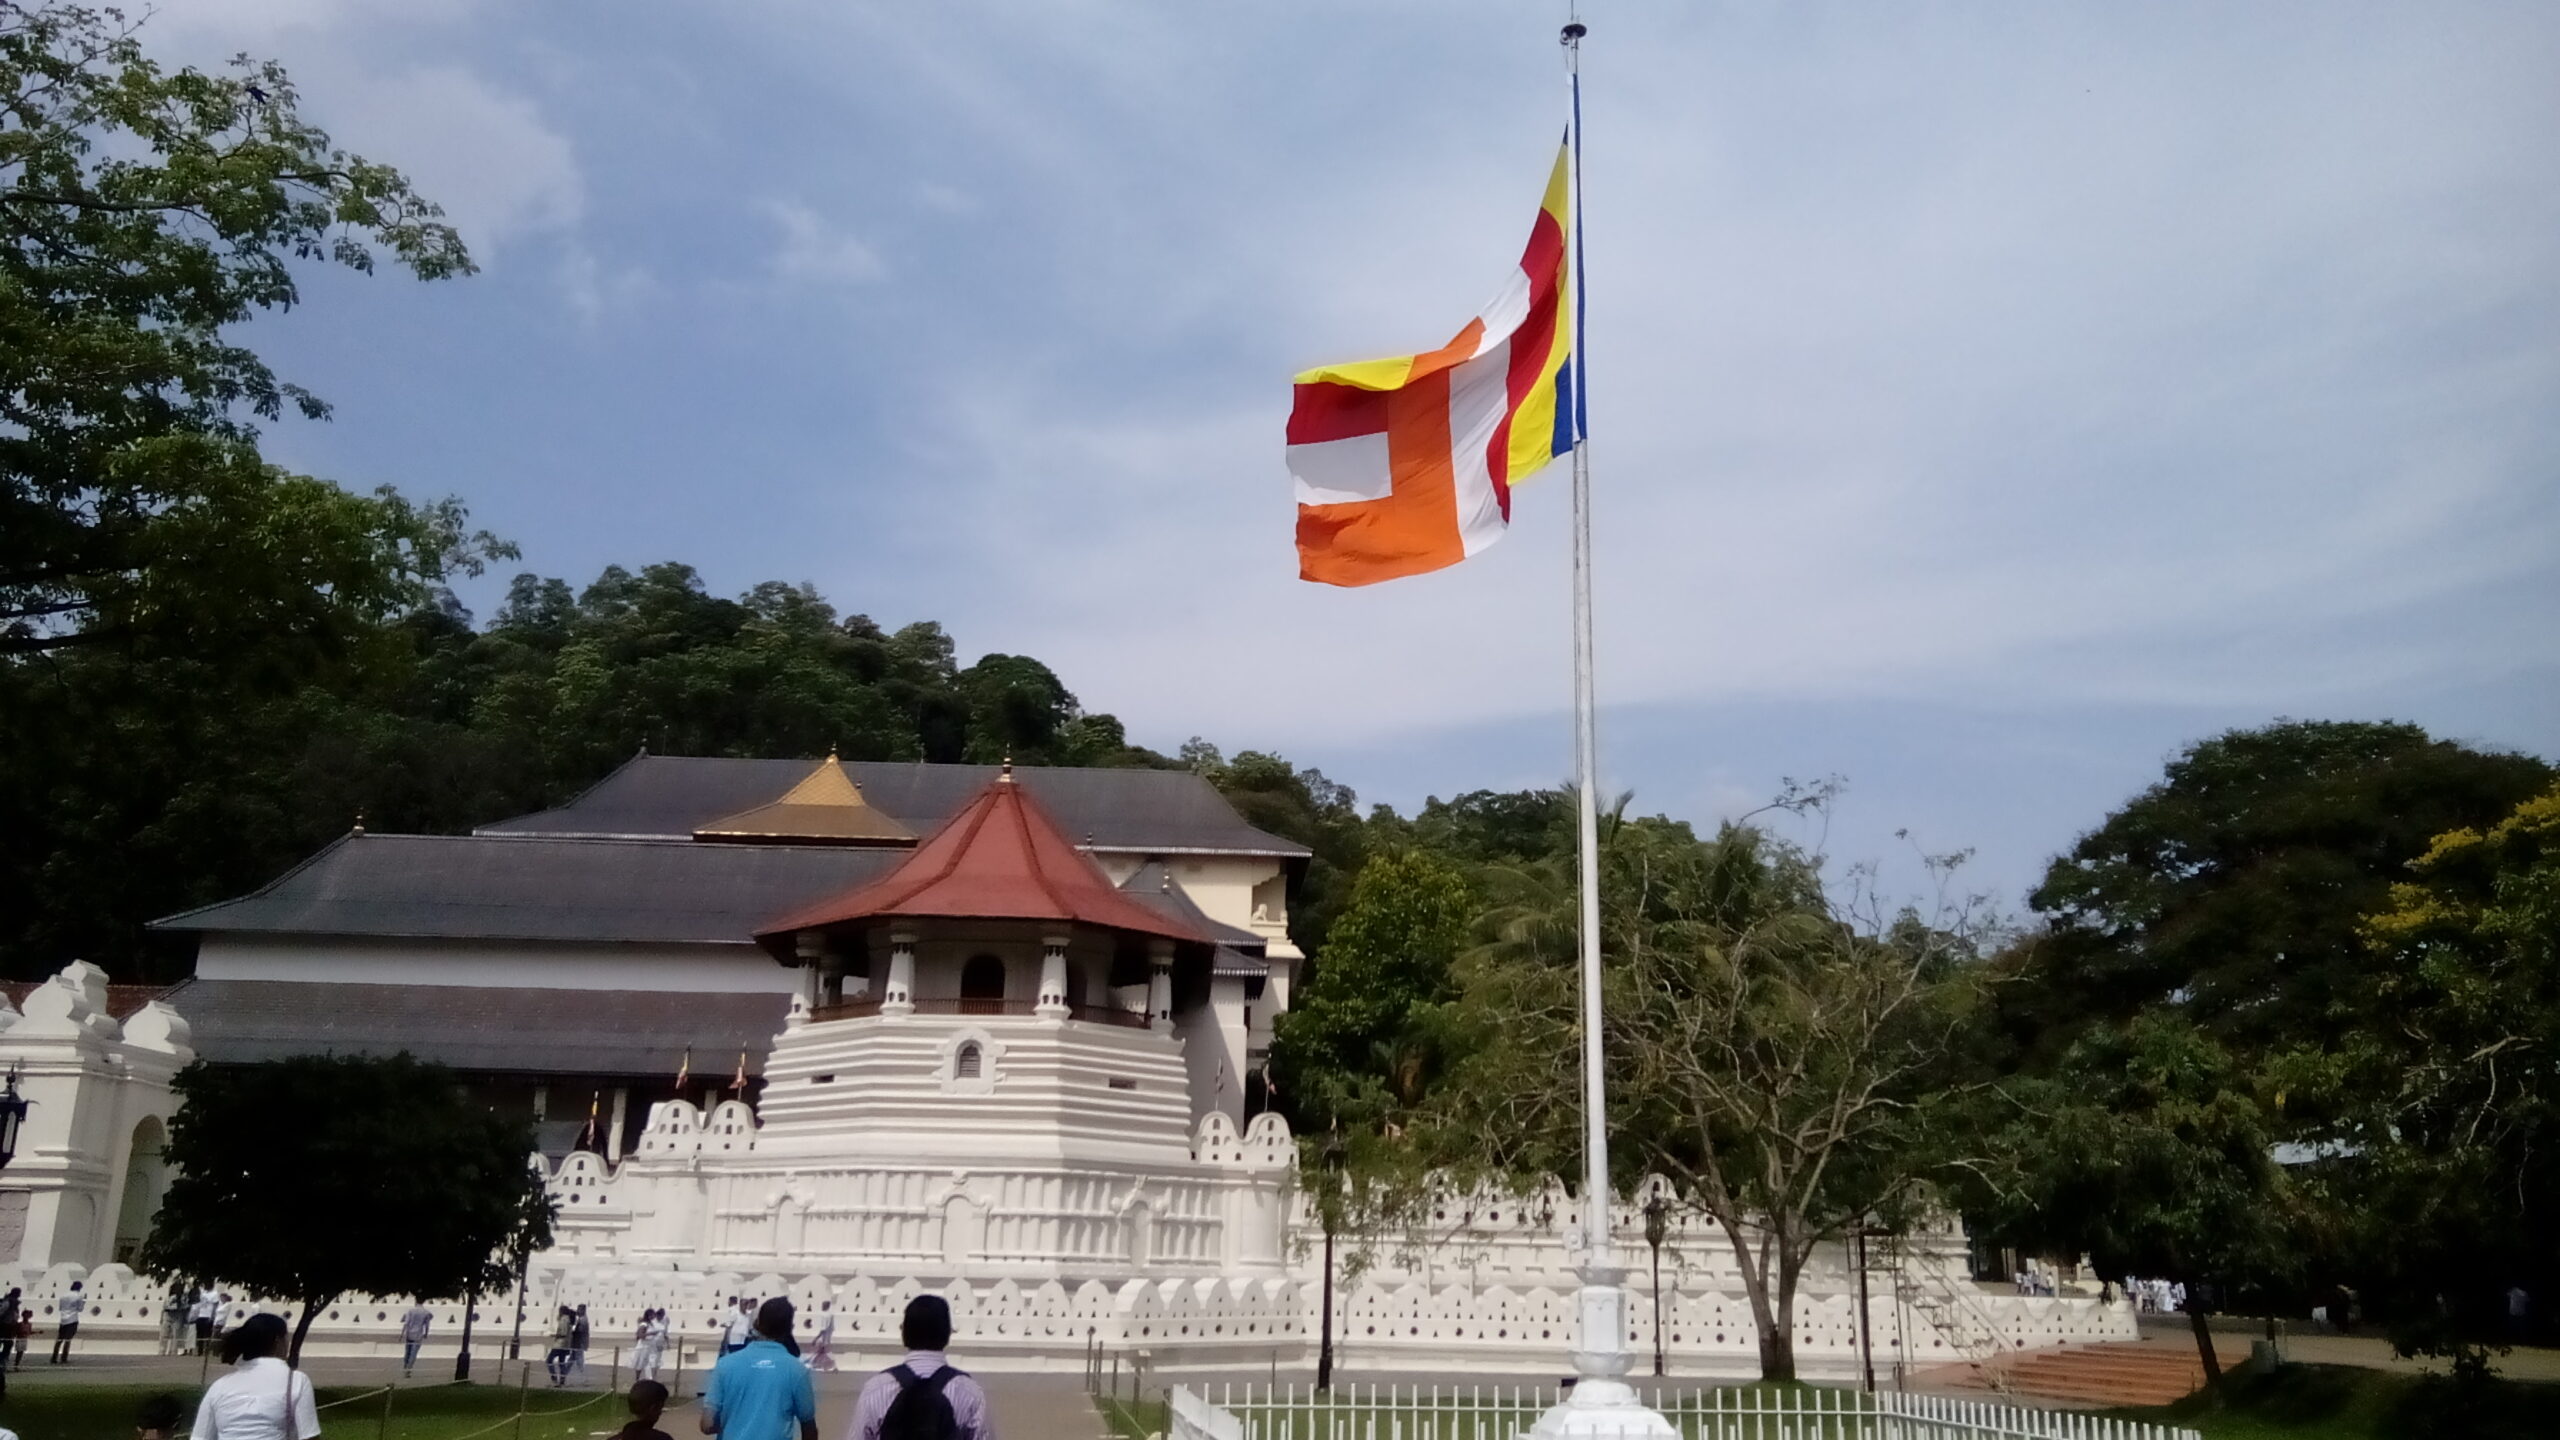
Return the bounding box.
[1147,939,1175,1034]
[794,932,824,1009]
[1036,933,1071,1019]
[884,929,918,1018]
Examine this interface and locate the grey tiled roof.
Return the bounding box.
[1211,946,1269,979]
[152,833,898,944]
[1117,862,1268,949]
[162,977,787,1077]
[477,756,1311,858]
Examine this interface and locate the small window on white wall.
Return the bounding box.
[955,1042,983,1081]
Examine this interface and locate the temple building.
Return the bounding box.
[146,753,1307,1157]
[0,753,2134,1376]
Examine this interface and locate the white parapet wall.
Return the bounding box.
[0,973,2130,1374]
[16,1097,2131,1375]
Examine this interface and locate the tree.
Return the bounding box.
[142,1054,555,1362]
[1970,1016,2296,1387]
[2,2,500,662]
[2019,721,2551,1057]
[1270,849,1473,1132]
[2284,784,2560,1354]
[1412,811,1986,1381]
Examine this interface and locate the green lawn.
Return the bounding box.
[0,1380,654,1440]
[2104,1363,2554,1440]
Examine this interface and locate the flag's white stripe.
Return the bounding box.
[1469,263,1533,357]
[1448,343,1512,557]
[1287,432,1393,506]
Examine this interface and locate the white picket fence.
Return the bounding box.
[1171,1383,2201,1440]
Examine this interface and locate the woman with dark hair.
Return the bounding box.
[188,1313,319,1439]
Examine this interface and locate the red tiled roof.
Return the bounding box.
[0,982,170,1022]
[757,771,1213,949]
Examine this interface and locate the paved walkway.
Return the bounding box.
[1,1350,1117,1440]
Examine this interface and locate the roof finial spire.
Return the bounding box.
[351,811,365,836]
[999,754,1015,783]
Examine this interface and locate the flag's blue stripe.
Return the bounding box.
[1550,365,1575,458]
[1556,71,1576,438]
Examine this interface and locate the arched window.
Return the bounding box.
[960,954,1006,1014]
[955,1042,983,1081]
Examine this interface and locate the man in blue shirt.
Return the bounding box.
[699,1298,816,1440]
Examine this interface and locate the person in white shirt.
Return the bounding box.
[721,1297,756,1356]
[632,1307,669,1381]
[191,1289,223,1354]
[190,1313,319,1440]
[399,1303,434,1377]
[49,1280,84,1364]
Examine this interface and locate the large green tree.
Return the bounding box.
[1,2,493,662]
[2016,721,2551,1057]
[2282,784,2560,1354]
[1412,812,1986,1382]
[1970,1016,2297,1387]
[0,3,507,979]
[143,1054,555,1362]
[1269,848,1473,1134]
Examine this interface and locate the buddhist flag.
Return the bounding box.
[1290,142,1578,586]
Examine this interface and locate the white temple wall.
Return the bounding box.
[0,967,2131,1375]
[1174,981,1251,1127]
[194,934,798,994]
[0,964,193,1270]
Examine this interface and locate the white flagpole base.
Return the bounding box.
[1526,1375,1678,1440]
[1526,1265,1676,1440]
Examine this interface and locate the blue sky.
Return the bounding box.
[151,1,2558,912]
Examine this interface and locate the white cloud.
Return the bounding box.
[140,2,584,261]
[557,246,656,326]
[764,201,887,287]
[322,65,584,258]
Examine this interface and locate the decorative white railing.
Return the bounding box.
[1175,1383,2202,1440]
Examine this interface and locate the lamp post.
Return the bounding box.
[1641,1187,1668,1377]
[1852,1218,1878,1394]
[0,1067,28,1170]
[1315,1128,1344,1391]
[453,1285,478,1382]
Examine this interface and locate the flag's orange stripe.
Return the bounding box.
[1402,317,1487,388]
[1296,370,1464,587]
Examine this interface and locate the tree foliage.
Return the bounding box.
[142,1054,555,1362]
[2018,720,2550,1056]
[0,556,1194,979]
[1407,810,1987,1381]
[1,2,499,663]
[1269,849,1472,1133]
[2281,784,2560,1355]
[1969,1016,2297,1385]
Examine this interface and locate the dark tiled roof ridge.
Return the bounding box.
[150,830,360,929]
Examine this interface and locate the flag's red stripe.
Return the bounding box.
[1484,209,1568,519]
[1286,381,1391,445]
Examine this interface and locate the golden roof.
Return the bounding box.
[693,754,915,846]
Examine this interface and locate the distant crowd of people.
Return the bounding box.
[2122,1277,2188,1313]
[0,1289,991,1440]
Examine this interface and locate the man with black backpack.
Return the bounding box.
[849,1296,993,1440]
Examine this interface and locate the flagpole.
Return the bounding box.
[1536,17,1672,1439]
